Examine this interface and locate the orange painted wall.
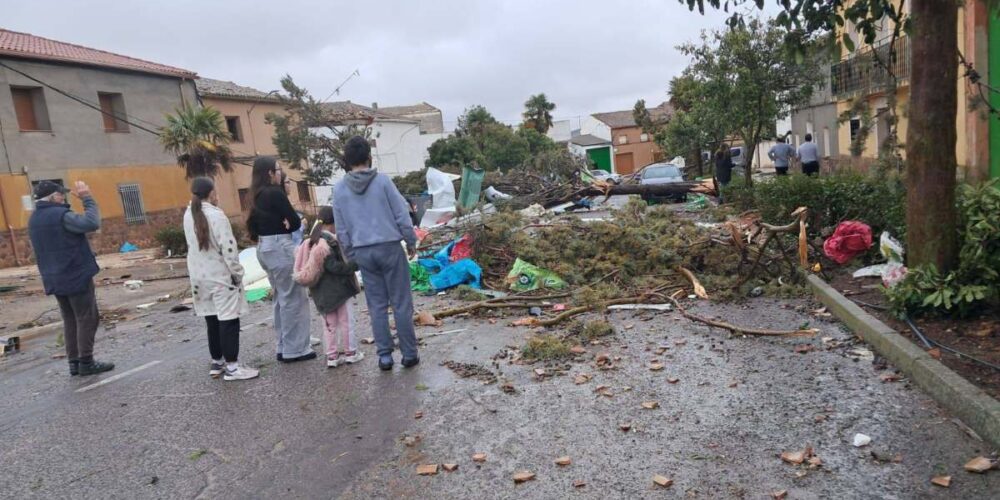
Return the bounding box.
[65,164,190,217]
[0,174,32,229]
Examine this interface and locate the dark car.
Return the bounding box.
[639,163,687,203]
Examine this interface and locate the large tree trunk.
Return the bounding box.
[905,0,958,271]
[743,141,756,186]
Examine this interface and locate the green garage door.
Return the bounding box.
[587,147,612,173]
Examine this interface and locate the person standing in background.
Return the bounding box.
[768,138,795,176]
[28,180,114,376]
[247,157,315,363]
[714,146,734,203]
[797,133,821,176]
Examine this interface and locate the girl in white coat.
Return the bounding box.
[183,177,258,381]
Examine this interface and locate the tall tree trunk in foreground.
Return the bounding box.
[905,0,958,271]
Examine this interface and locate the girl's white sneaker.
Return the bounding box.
[223,365,259,381]
[343,352,365,364]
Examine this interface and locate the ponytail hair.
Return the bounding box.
[190,177,215,252]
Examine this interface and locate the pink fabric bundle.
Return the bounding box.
[823,221,873,265]
[293,238,331,287]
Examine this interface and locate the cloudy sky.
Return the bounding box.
[3,0,772,129]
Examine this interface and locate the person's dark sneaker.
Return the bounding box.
[276,353,284,362]
[402,356,420,368]
[209,361,226,378]
[77,359,114,376]
[280,351,317,363]
[69,360,79,376]
[378,354,394,371]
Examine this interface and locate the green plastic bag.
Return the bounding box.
[457,165,485,210]
[409,262,432,293]
[685,194,708,211]
[506,258,568,292]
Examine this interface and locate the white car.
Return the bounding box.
[589,169,621,184]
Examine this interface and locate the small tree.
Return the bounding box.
[455,105,499,137]
[267,75,372,186]
[516,126,558,156]
[522,93,556,134]
[679,18,822,185]
[159,106,234,179]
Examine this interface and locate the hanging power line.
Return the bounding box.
[320,69,360,103]
[0,61,165,136]
[0,61,263,166]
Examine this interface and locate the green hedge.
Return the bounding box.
[724,172,906,239]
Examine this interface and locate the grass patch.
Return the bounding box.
[521,334,572,361]
[452,285,486,302]
[415,383,429,391]
[580,320,614,341]
[188,449,207,461]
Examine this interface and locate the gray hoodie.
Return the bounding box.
[333,169,417,257]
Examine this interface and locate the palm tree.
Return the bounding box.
[159,106,234,179]
[522,93,556,134]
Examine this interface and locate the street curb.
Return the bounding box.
[807,274,1000,449]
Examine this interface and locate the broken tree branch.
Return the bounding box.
[667,296,816,337]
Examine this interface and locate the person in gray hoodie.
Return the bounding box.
[333,136,420,371]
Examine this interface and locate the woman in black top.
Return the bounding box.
[247,157,315,363]
[714,146,734,204]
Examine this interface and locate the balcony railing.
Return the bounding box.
[831,35,911,99]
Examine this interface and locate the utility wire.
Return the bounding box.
[0,61,164,136]
[0,62,260,166]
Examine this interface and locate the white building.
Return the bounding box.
[312,101,449,204]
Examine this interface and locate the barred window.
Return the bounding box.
[238,188,252,213]
[296,181,312,203]
[117,183,147,225]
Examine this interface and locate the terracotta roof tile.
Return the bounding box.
[196,77,279,102]
[593,102,673,129]
[0,28,196,78]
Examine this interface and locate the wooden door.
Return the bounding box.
[615,153,635,174]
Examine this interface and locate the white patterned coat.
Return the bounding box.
[183,202,248,321]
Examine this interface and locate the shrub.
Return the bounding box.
[521,334,572,361]
[580,320,615,340]
[886,180,1000,317]
[724,172,906,239]
[155,225,187,256]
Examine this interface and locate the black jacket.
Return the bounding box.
[309,232,361,314]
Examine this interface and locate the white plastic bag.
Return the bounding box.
[426,167,460,209]
[852,232,907,287]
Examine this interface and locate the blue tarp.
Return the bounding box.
[429,258,482,291]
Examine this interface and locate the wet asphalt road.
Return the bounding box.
[1,289,998,499]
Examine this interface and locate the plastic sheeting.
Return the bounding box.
[457,165,485,209]
[506,258,568,292]
[409,262,432,292]
[427,167,460,209]
[429,259,482,291]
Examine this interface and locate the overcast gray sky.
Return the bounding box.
[2,0,770,129]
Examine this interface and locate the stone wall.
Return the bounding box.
[0,207,185,269]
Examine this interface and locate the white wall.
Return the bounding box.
[547,120,572,143]
[580,116,612,141]
[312,121,449,205]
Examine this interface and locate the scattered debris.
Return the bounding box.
[573,373,592,385]
[607,304,672,312]
[472,453,487,463]
[570,346,587,355]
[513,471,536,484]
[794,344,815,354]
[402,435,422,447]
[500,382,517,394]
[169,304,192,313]
[416,311,442,327]
[772,490,788,500]
[964,456,995,473]
[573,480,586,488]
[555,456,572,466]
[879,372,902,383]
[417,464,439,476]
[928,348,942,360]
[852,434,872,448]
[443,463,459,472]
[781,446,816,466]
[441,360,497,384]
[414,411,423,420]
[652,475,673,488]
[641,401,659,410]
[668,296,816,337]
[619,424,632,432]
[666,377,680,384]
[136,302,156,311]
[931,475,951,488]
[648,362,665,372]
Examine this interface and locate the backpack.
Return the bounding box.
[292,238,331,287]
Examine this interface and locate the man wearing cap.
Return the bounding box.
[28,180,114,376]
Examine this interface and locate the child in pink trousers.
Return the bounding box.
[293,206,363,368]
